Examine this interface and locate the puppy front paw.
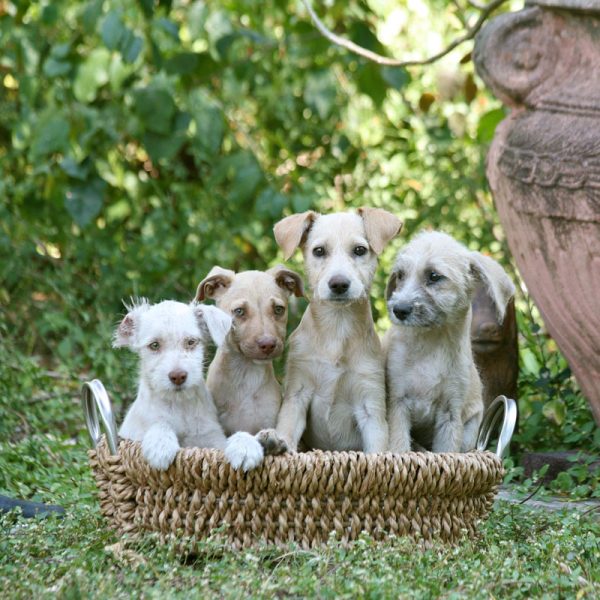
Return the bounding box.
[224,432,265,472]
[141,436,179,471]
[256,429,289,456]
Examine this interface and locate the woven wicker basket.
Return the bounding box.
[83,380,515,548]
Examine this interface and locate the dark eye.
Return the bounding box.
[185,338,198,349]
[427,270,443,284]
[353,245,368,257]
[233,307,245,317]
[274,305,285,316]
[396,270,404,281]
[312,246,326,257]
[148,341,160,351]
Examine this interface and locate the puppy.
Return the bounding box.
[196,266,303,446]
[384,231,515,453]
[264,207,402,453]
[115,299,265,471]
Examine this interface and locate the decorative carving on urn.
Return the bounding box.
[474,0,600,424]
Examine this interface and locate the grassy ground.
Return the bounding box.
[1,349,599,599]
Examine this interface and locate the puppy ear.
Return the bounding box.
[469,253,516,322]
[269,265,305,298]
[358,207,403,255]
[196,266,235,301]
[193,303,232,347]
[113,298,151,349]
[385,272,398,300]
[273,211,318,260]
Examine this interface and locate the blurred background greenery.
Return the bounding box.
[0,0,598,500]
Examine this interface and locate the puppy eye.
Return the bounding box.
[353,245,368,257]
[396,270,404,281]
[312,246,326,258]
[426,270,444,284]
[273,305,285,316]
[233,307,245,317]
[184,338,198,349]
[148,341,160,351]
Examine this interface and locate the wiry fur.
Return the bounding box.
[384,231,515,453]
[116,299,264,471]
[196,266,302,449]
[267,208,402,453]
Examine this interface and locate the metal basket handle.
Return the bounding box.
[81,379,118,455]
[476,395,517,459]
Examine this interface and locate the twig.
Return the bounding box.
[518,479,545,505]
[301,0,509,67]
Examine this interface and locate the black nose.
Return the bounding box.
[393,304,413,321]
[169,369,188,386]
[328,276,350,295]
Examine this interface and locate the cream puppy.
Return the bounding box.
[264,207,402,453]
[196,266,303,444]
[116,299,265,471]
[384,231,515,453]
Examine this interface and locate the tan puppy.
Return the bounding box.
[384,231,515,453]
[264,207,402,453]
[197,266,303,441]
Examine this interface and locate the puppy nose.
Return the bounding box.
[328,276,350,295]
[169,369,188,386]
[393,304,413,321]
[257,336,277,355]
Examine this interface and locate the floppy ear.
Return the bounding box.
[385,272,398,301]
[269,265,305,298]
[273,211,318,260]
[196,266,235,301]
[113,298,151,349]
[469,253,516,322]
[358,207,403,255]
[193,303,232,347]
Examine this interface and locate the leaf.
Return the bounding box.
[255,187,287,219]
[43,58,71,78]
[291,193,313,213]
[133,87,177,135]
[165,52,201,75]
[190,91,224,156]
[521,348,541,376]
[137,0,154,18]
[381,66,410,90]
[226,152,263,204]
[477,108,506,143]
[120,31,144,64]
[101,11,126,51]
[65,178,107,227]
[304,71,336,119]
[60,157,91,181]
[30,114,70,158]
[142,113,189,162]
[355,63,387,106]
[542,398,567,426]
[73,48,111,103]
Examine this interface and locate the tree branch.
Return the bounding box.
[301,0,509,68]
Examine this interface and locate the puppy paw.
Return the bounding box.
[256,429,289,456]
[141,437,179,471]
[224,432,264,472]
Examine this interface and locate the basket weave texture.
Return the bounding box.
[89,436,504,548]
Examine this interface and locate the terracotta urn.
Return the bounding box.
[474,0,600,424]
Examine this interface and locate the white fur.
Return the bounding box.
[116,299,264,470]
[385,231,515,453]
[223,431,265,471]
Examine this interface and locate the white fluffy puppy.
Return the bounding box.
[115,299,264,471]
[385,231,515,453]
